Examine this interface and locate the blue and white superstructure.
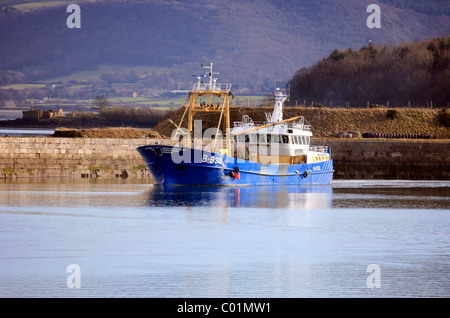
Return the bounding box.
[137,63,334,186]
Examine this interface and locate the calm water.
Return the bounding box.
[0,128,55,137]
[0,178,449,298]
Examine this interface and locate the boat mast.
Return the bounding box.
[183,63,232,156]
[269,88,288,123]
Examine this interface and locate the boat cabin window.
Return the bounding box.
[299,136,310,145]
[270,135,280,143]
[258,134,266,143]
[282,135,309,145]
[250,134,257,143]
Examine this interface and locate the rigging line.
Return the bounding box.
[303,117,324,142]
[212,97,226,153]
[170,105,189,146]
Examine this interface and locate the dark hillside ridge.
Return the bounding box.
[0,0,449,91]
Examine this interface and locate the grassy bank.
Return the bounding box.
[52,127,161,138]
[153,107,450,139]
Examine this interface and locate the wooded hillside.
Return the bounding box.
[288,36,450,107]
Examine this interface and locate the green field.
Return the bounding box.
[45,64,160,83]
[0,83,46,90]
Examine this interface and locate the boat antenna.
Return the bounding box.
[201,62,219,88]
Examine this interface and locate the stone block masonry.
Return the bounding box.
[323,140,450,180]
[0,137,155,181]
[1,137,449,181]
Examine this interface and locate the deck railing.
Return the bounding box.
[193,83,232,92]
[309,145,329,153]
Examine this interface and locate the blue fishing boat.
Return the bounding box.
[137,63,334,186]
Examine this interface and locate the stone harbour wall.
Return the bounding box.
[0,137,154,180]
[323,140,450,180]
[1,137,449,181]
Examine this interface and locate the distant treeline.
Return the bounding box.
[288,36,450,107]
[74,106,170,127]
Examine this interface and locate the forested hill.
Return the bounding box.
[0,0,449,92]
[288,36,450,107]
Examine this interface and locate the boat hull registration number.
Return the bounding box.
[202,154,223,165]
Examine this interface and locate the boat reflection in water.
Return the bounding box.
[146,185,332,209]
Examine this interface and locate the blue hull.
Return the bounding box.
[137,145,334,186]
